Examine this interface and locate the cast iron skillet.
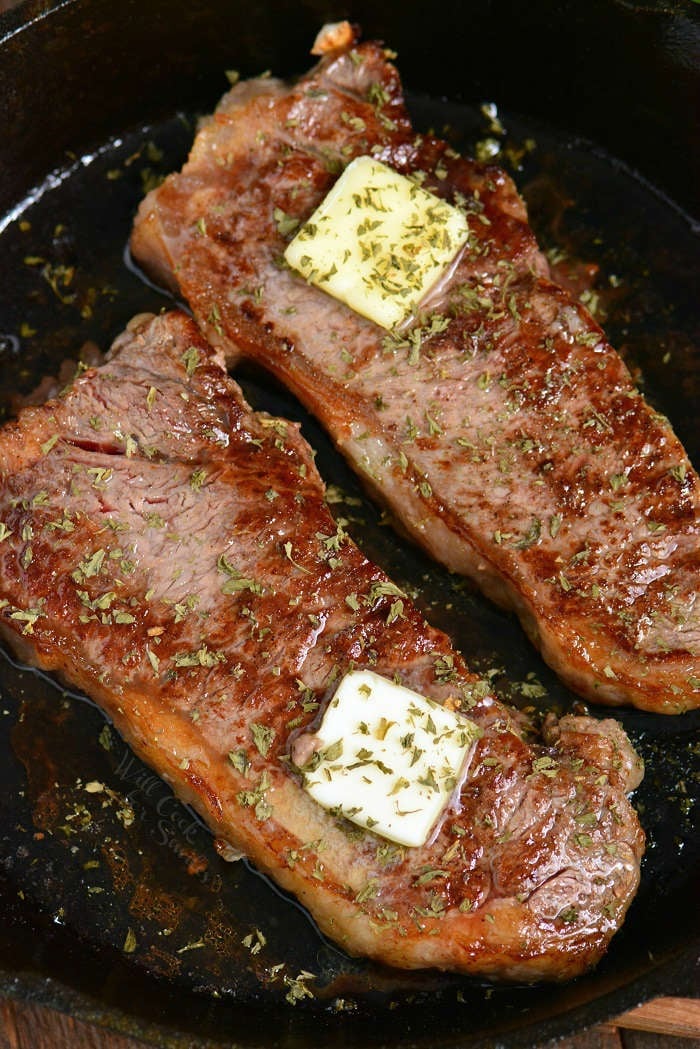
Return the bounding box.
[0,1,698,1046]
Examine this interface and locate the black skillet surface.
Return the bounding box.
[0,0,699,1046]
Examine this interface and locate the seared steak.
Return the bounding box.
[131,31,700,714]
[0,311,643,981]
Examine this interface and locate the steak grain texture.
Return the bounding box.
[131,33,700,713]
[0,312,644,981]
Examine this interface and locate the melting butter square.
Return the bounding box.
[284,156,469,330]
[301,669,480,847]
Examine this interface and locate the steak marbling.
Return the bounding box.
[131,28,700,714]
[0,311,644,980]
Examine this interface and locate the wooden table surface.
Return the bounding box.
[1,995,699,1048]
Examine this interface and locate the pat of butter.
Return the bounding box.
[284,156,469,330]
[298,669,480,848]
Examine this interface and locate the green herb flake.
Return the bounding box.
[516,517,541,550]
[190,467,207,492]
[355,879,380,904]
[217,553,264,595]
[283,541,311,574]
[123,928,138,954]
[242,928,267,955]
[413,868,449,886]
[229,749,250,776]
[237,771,273,822]
[10,606,43,634]
[41,434,59,455]
[251,722,275,758]
[273,208,300,238]
[146,647,160,676]
[174,645,225,669]
[284,971,316,1005]
[177,939,206,954]
[549,514,562,539]
[181,346,200,376]
[72,548,105,581]
[531,755,559,778]
[86,467,113,489]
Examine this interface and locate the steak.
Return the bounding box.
[0,311,644,981]
[131,28,700,714]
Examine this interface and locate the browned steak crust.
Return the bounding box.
[0,311,643,981]
[131,36,700,714]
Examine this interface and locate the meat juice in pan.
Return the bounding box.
[0,85,698,1009]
